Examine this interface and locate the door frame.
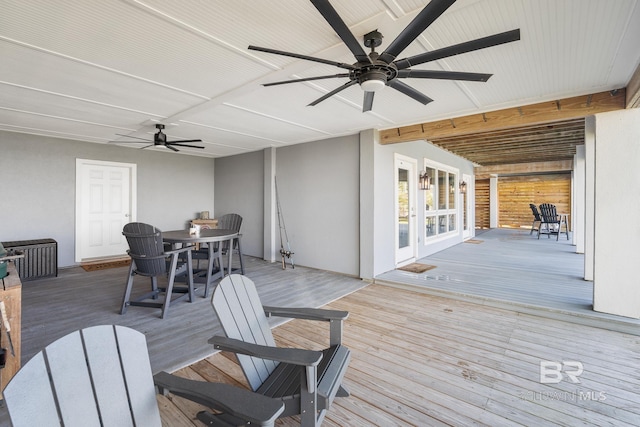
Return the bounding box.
[394,154,417,266]
[75,159,137,262]
[462,173,473,239]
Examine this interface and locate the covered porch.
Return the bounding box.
[378,228,640,335]
[2,229,638,425]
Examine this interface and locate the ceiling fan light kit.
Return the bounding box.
[250,0,520,112]
[360,74,386,92]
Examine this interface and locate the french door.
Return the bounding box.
[395,155,417,265]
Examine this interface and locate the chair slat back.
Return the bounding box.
[4,325,161,427]
[539,203,558,223]
[212,274,278,391]
[217,213,243,232]
[123,222,166,275]
[529,203,542,221]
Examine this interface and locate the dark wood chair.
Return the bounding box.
[538,203,569,240]
[121,222,194,319]
[529,203,542,235]
[4,325,284,427]
[209,274,351,427]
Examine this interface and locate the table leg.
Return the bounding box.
[236,236,245,274]
[227,237,233,277]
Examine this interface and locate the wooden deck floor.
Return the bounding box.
[2,229,639,426]
[161,283,640,426]
[376,228,640,335]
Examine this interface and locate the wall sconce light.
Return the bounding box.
[419,171,431,190]
[459,180,467,194]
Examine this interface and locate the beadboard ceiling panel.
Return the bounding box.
[1,0,638,160]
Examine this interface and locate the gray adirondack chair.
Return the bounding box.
[538,203,567,240]
[121,222,194,319]
[209,274,351,427]
[3,325,284,427]
[529,203,542,235]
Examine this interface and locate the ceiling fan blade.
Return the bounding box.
[140,144,154,149]
[363,91,375,112]
[263,73,351,87]
[397,69,493,82]
[165,139,202,144]
[379,0,456,64]
[249,45,354,70]
[110,133,152,142]
[165,144,180,152]
[109,140,152,144]
[308,80,358,106]
[310,0,370,63]
[388,79,433,105]
[169,143,205,149]
[394,29,521,69]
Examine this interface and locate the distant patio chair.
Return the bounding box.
[121,222,194,319]
[4,325,284,427]
[538,203,569,240]
[529,203,542,235]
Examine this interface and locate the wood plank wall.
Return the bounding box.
[475,179,490,229]
[497,174,571,229]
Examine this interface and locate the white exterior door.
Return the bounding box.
[395,155,417,265]
[76,159,136,261]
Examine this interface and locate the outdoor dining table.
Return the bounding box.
[162,228,239,297]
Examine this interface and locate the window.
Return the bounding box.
[423,161,459,240]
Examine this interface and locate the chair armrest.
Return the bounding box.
[209,336,322,367]
[263,306,349,321]
[263,306,348,346]
[153,372,284,426]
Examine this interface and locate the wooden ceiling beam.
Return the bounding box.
[475,160,573,179]
[435,131,584,148]
[431,120,585,143]
[380,89,626,144]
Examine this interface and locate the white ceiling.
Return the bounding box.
[1,0,639,158]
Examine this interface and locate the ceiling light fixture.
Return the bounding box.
[359,69,387,92]
[360,78,385,92]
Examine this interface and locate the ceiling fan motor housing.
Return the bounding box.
[354,60,398,92]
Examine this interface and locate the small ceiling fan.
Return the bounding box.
[109,124,204,152]
[250,0,520,112]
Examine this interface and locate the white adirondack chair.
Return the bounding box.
[4,325,284,427]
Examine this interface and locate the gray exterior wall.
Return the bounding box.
[0,131,215,267]
[214,135,360,276]
[276,135,360,276]
[2,128,473,279]
[213,150,264,258]
[361,130,476,278]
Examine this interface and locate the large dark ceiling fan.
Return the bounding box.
[250,0,520,112]
[109,124,204,152]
